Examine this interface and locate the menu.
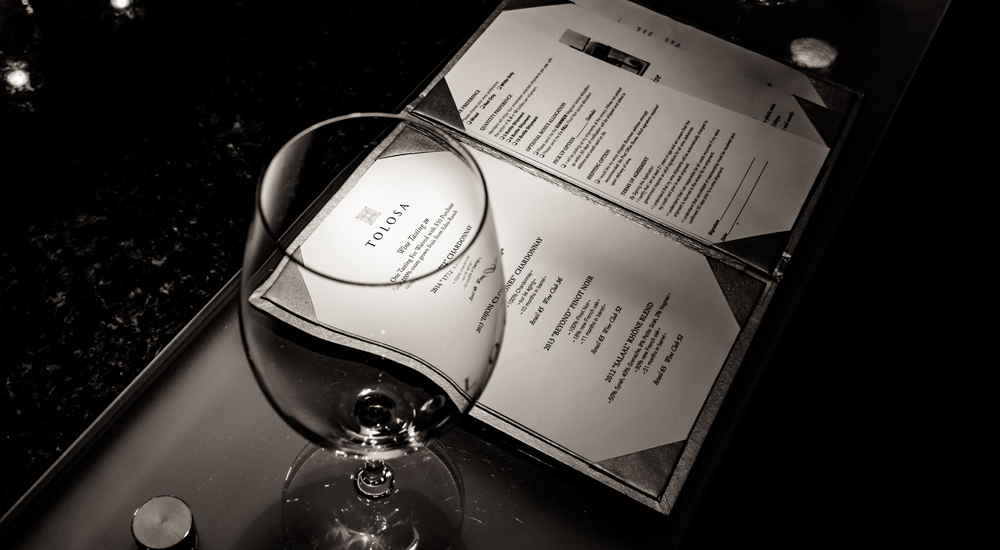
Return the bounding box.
[416,2,830,247]
[571,0,827,105]
[253,0,857,513]
[258,146,743,462]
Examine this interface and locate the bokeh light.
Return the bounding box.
[789,38,838,71]
[6,69,31,90]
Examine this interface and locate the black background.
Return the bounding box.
[685,2,993,546]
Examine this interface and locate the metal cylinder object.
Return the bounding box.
[131,495,198,550]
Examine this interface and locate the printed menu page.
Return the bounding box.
[471,151,740,462]
[259,148,507,408]
[420,7,830,245]
[571,0,827,106]
[503,3,825,145]
[259,146,743,463]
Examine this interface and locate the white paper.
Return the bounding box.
[472,151,741,462]
[504,4,825,145]
[572,0,827,106]
[296,151,506,403]
[282,148,742,463]
[443,13,830,244]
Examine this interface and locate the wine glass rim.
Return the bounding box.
[256,112,492,287]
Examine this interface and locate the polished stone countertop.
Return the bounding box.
[1,0,988,546]
[1,0,498,511]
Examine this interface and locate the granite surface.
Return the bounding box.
[1,0,990,546]
[0,0,496,515]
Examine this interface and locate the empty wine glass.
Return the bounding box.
[239,113,505,549]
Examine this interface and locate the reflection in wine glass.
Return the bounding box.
[239,113,505,549]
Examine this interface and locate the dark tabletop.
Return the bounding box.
[1,0,990,547]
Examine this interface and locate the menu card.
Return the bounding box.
[255,0,859,514]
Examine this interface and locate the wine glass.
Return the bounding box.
[238,113,506,549]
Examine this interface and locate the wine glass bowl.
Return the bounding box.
[239,113,505,548]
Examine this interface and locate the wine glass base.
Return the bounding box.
[283,441,465,550]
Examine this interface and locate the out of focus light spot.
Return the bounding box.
[110,0,140,20]
[6,69,30,90]
[789,38,838,71]
[21,0,35,16]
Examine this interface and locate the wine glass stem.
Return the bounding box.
[356,459,395,499]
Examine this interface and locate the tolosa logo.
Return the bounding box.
[356,206,380,225]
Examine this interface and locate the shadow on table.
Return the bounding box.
[233,499,471,550]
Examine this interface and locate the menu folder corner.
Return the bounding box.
[794,95,848,148]
[596,440,687,498]
[262,248,318,324]
[379,125,449,159]
[705,257,767,328]
[713,231,791,276]
[414,78,465,133]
